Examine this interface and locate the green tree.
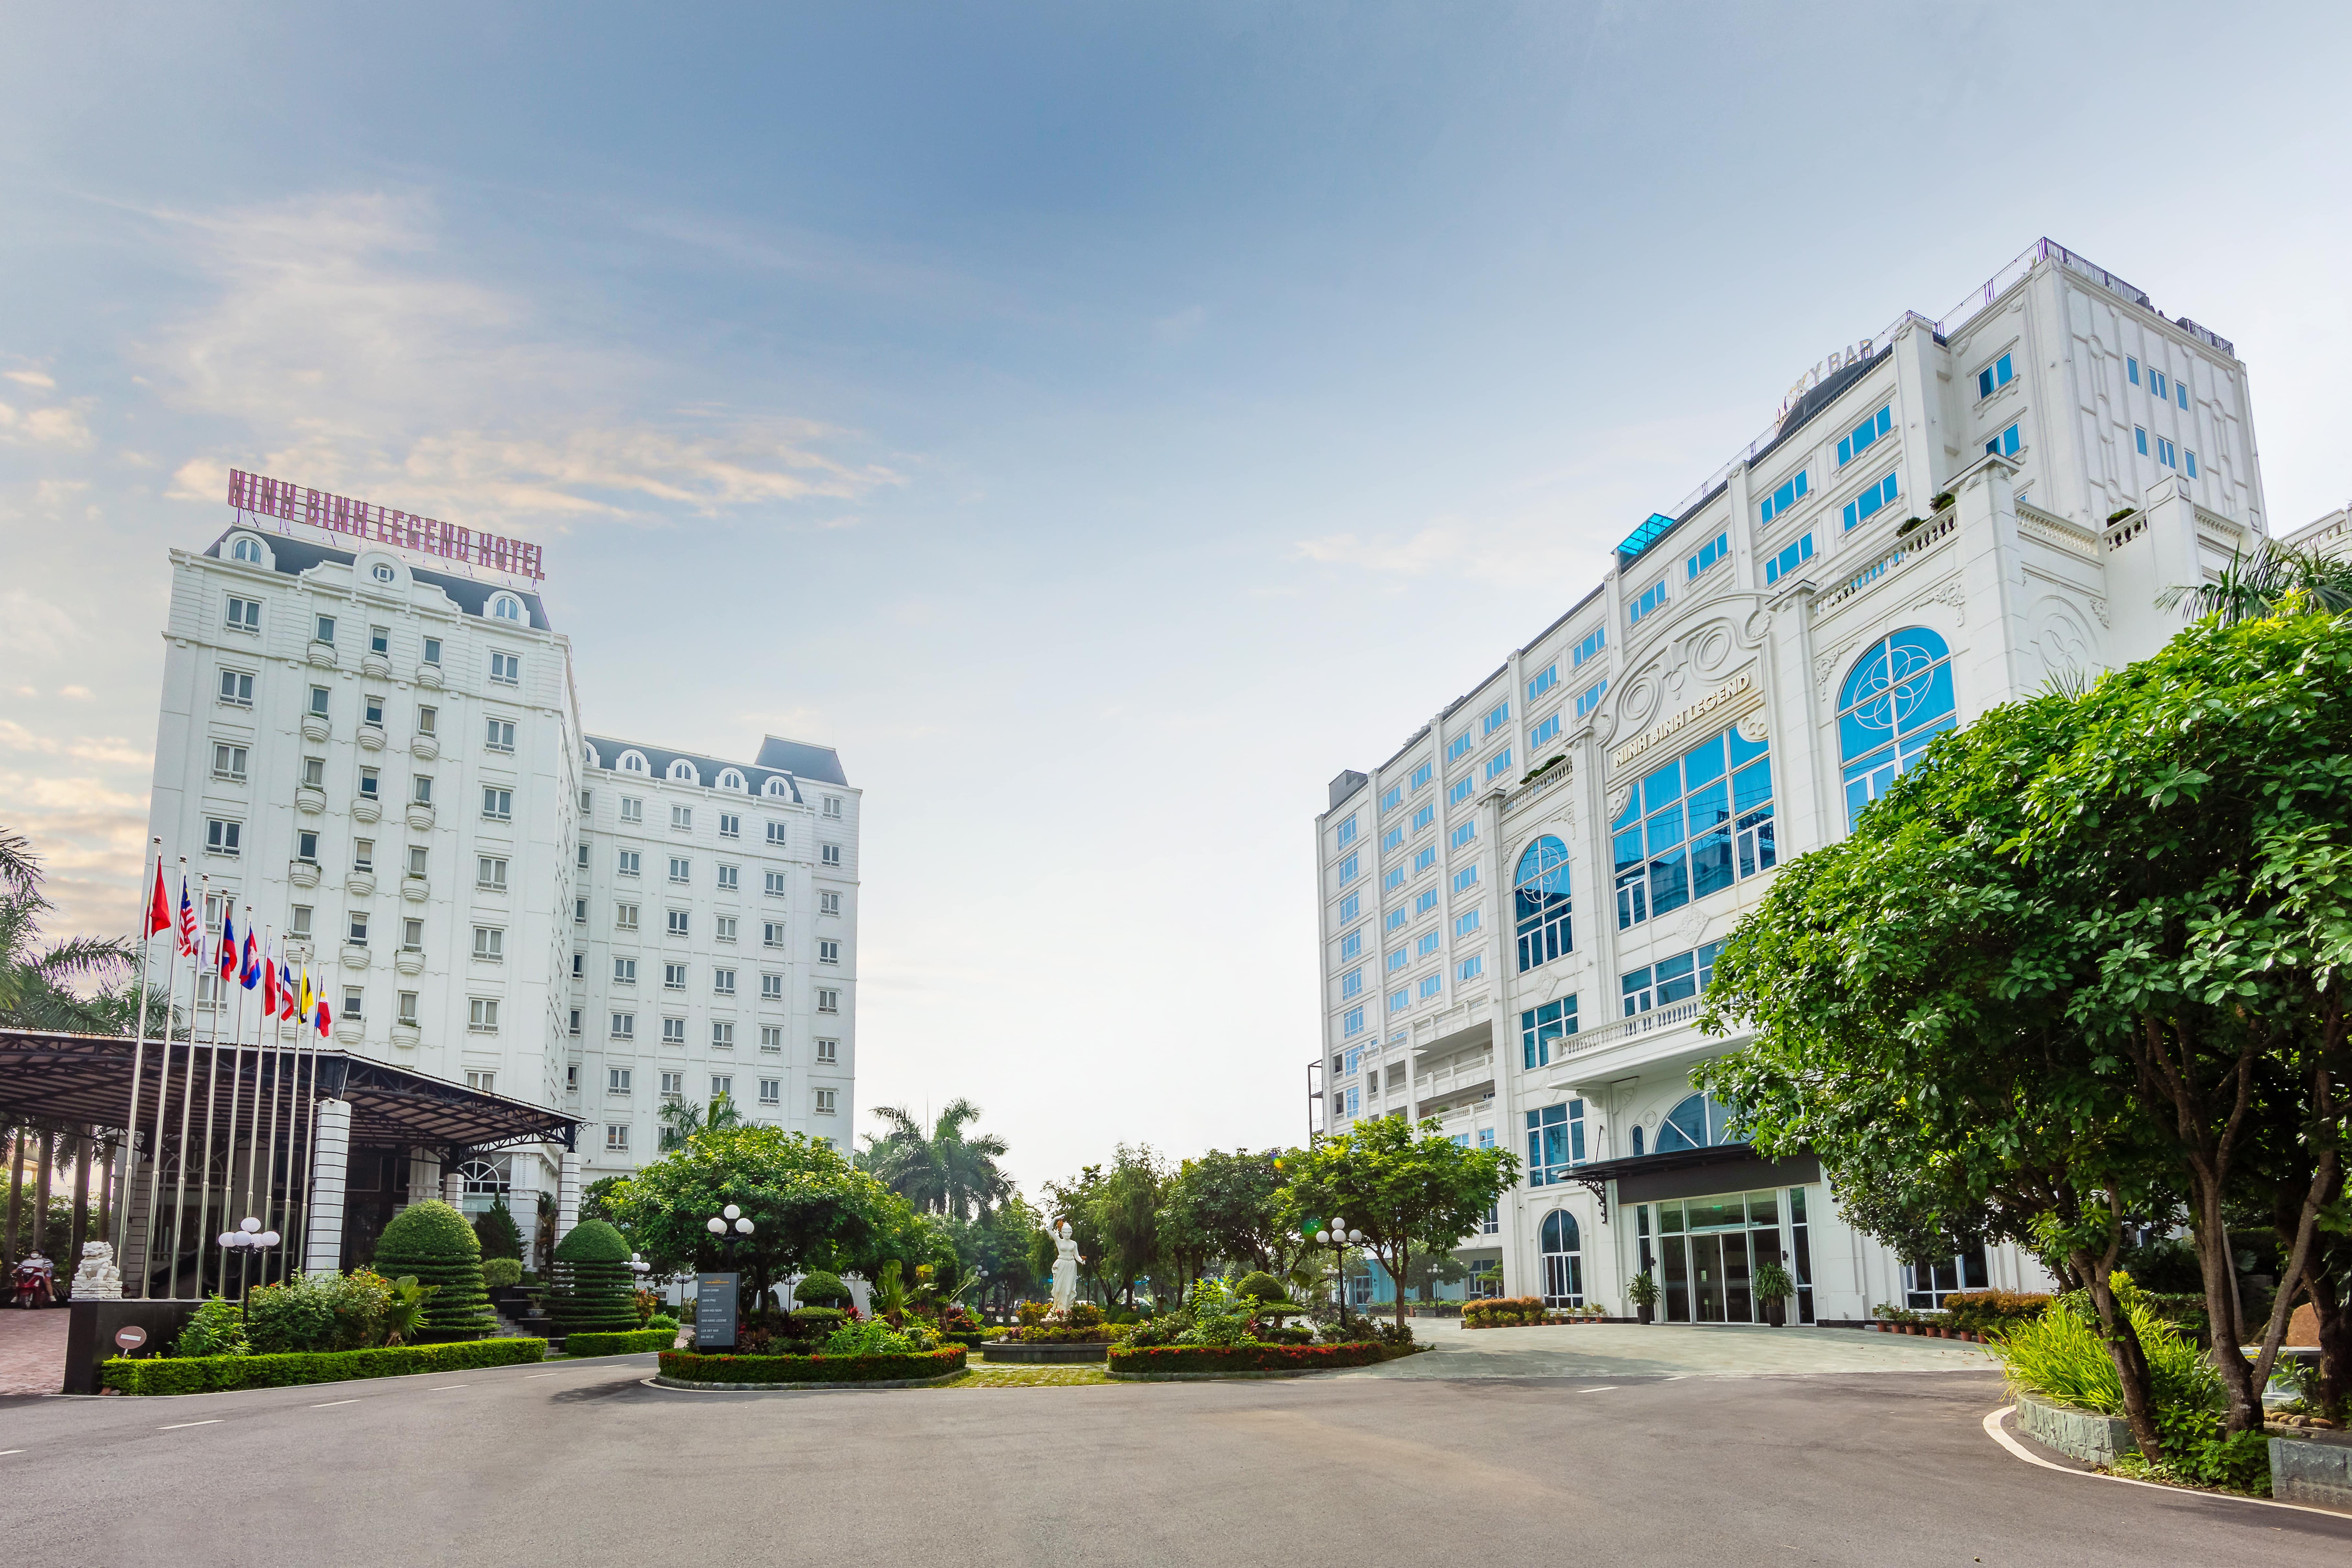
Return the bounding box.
[2158,539,2352,626]
[1087,1144,1165,1307]
[1277,1116,1517,1332]
[0,826,134,1033]
[1159,1148,1304,1282]
[659,1092,746,1152]
[611,1123,912,1311]
[855,1098,1011,1220]
[472,1200,523,1261]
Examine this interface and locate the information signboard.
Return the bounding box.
[694,1273,740,1349]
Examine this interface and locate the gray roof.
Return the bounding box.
[754,735,849,786]
[583,736,807,803]
[206,528,553,631]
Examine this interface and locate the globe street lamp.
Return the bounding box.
[705,1203,755,1241]
[1306,1217,1365,1336]
[217,1216,280,1305]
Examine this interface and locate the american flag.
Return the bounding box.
[176,877,198,958]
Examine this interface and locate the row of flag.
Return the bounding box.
[144,860,332,1035]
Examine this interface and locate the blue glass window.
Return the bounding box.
[1446,732,1472,763]
[1450,822,1476,851]
[2177,381,2189,411]
[1410,762,1433,792]
[1417,974,1442,1000]
[1763,533,1814,586]
[1527,664,1558,701]
[2157,437,2176,468]
[1342,968,1364,999]
[1629,581,1668,624]
[1452,865,1480,895]
[2150,369,2167,400]
[1338,852,1359,884]
[1387,988,1408,1014]
[1653,1092,1735,1153]
[1984,422,2020,459]
[1342,1006,1363,1037]
[1837,405,1892,466]
[1412,803,1435,833]
[1448,778,1472,806]
[1414,846,1437,875]
[1416,931,1441,959]
[1414,888,1439,917]
[1454,908,1481,939]
[1339,928,1363,961]
[1482,701,1510,737]
[1758,470,1809,525]
[1977,354,2014,399]
[2135,427,2148,456]
[1385,908,1407,934]
[1383,865,1404,892]
[1838,627,1958,829]
[1514,835,1572,972]
[1575,680,1607,719]
[1530,712,1560,748]
[1379,784,1403,814]
[2126,357,2139,387]
[1841,471,1899,530]
[1457,955,1483,982]
[1612,726,1775,930]
[1620,940,1723,1016]
[1483,749,1513,781]
[1339,891,1360,924]
[1572,626,1606,667]
[2184,449,2198,479]
[1334,815,1357,848]
[1386,946,1408,973]
[1380,826,1403,854]
[1526,1101,1585,1186]
[1686,531,1729,580]
[1519,996,1579,1070]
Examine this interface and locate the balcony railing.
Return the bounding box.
[1559,998,1704,1058]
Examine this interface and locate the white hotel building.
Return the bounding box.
[1313,238,2279,1324]
[145,521,858,1259]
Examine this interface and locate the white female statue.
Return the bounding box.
[1049,1220,1079,1313]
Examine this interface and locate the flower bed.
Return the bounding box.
[1107,1342,1387,1377]
[563,1328,677,1356]
[103,1337,546,1395]
[1463,1296,1617,1328]
[656,1346,966,1386]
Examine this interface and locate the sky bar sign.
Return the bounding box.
[227,469,546,581]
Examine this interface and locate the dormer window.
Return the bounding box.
[492,595,522,622]
[621,751,648,774]
[763,777,789,798]
[668,759,698,784]
[718,769,745,792]
[230,537,263,564]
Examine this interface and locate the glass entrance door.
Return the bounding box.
[1647,1189,1798,1324]
[1685,1232,1753,1322]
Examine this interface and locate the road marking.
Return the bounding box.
[1578,1387,1616,1392]
[310,1399,360,1408]
[522,1372,559,1379]
[157,1420,221,1430]
[427,1384,469,1391]
[0,1449,24,1456]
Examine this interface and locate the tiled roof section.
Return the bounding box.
[584,736,804,804]
[754,736,849,787]
[205,528,553,631]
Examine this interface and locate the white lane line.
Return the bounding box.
[1981,1406,2347,1520]
[0,1449,24,1456]
[157,1419,221,1430]
[1577,1386,1617,1393]
[427,1384,469,1391]
[310,1399,361,1408]
[522,1372,559,1379]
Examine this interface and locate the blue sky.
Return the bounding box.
[4,3,2347,1190]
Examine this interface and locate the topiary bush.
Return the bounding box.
[372,1200,497,1342]
[1235,1271,1288,1305]
[482,1257,524,1291]
[473,1201,524,1262]
[794,1270,849,1307]
[549,1218,640,1333]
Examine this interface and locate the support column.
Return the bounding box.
[555,1150,581,1246]
[303,1100,352,1277]
[442,1157,465,1208]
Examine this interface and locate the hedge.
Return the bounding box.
[658,1346,966,1384]
[563,1328,677,1356]
[102,1337,546,1395]
[1108,1342,1387,1375]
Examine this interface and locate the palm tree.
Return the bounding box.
[855,1099,1010,1220]
[657,1092,746,1151]
[2158,540,2352,625]
[0,827,133,1033]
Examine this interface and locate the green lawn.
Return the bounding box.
[931,1363,1111,1388]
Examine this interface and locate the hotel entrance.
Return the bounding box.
[1636,1187,1814,1324]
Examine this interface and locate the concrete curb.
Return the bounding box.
[647,1371,965,1392]
[2013,1388,2137,1465]
[1982,1405,2352,1520]
[1108,1368,1333,1382]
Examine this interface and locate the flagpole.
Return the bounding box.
[120,840,162,1292]
[227,903,257,1299]
[164,867,200,1297]
[142,860,193,1298]
[193,884,224,1300]
[292,958,325,1278]
[255,924,287,1287]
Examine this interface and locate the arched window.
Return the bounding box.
[583,744,601,770]
[458,1156,509,1197]
[764,777,789,798]
[620,751,648,774]
[1654,1093,1736,1154]
[1540,1209,1584,1307]
[718,769,745,792]
[1513,836,1572,972]
[492,595,522,622]
[230,536,262,563]
[1837,627,1956,828]
[668,759,699,784]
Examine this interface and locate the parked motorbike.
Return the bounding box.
[10,1255,56,1309]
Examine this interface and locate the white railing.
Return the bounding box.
[1816,509,1958,615]
[2015,502,2100,562]
[1414,1052,1496,1104]
[1558,997,1705,1057]
[2104,513,2149,552]
[1503,761,1571,816]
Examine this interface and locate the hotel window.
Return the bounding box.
[1985,423,2021,459]
[352,839,374,873]
[1380,826,1404,854]
[370,625,390,654]
[1416,931,1440,959]
[662,1017,686,1045]
[2149,368,2167,401]
[1411,803,1435,833]
[1454,909,1482,940]
[1757,471,1808,526]
[1530,713,1560,748]
[342,987,363,1019]
[1977,353,2014,399]
[1410,761,1433,792]
[764,870,788,896]
[481,786,513,822]
[1452,865,1479,895]
[1837,405,1892,467]
[1447,777,1472,807]
[610,1012,636,1040]
[1527,663,1558,702]
[664,962,687,990]
[399,992,420,1027]
[1415,888,1438,917]
[347,912,369,946]
[568,1010,582,1038]
[2135,426,2149,456]
[358,767,380,799]
[822,795,843,819]
[1613,723,1775,930]
[1338,852,1360,884]
[1457,955,1484,982]
[1342,1006,1365,1038]
[716,915,738,943]
[307,685,331,720]
[1334,814,1358,849]
[315,614,336,644]
[760,1026,783,1053]
[815,1088,838,1116]
[230,536,262,563]
[489,651,520,686]
[574,897,588,925]
[1685,531,1729,580]
[1339,891,1361,924]
[767,821,787,846]
[290,906,313,939]
[404,914,425,951]
[712,1022,735,1050]
[2127,356,2140,386]
[1384,909,1407,935]
[816,1038,839,1065]
[571,951,585,978]
[212,743,248,782]
[493,595,522,623]
[1378,784,1403,815]
[2177,381,2189,410]
[225,597,261,633]
[1385,947,1407,975]
[763,921,785,948]
[1839,627,1958,828]
[302,757,326,789]
[1526,1101,1585,1185]
[1450,821,1477,851]
[818,940,840,965]
[1518,995,1579,1069]
[667,910,690,937]
[1763,534,1814,587]
[485,718,515,752]
[421,636,441,665]
[416,706,436,737]
[217,670,255,706]
[759,1078,781,1106]
[1446,732,1472,763]
[362,690,386,725]
[718,812,741,840]
[711,967,736,996]
[1387,987,1408,1014]
[613,956,637,983]
[1621,941,1725,1016]
[667,855,691,883]
[670,805,693,831]
[1417,974,1442,1000]
[412,775,433,804]
[296,830,319,864]
[821,844,842,867]
[619,796,644,825]
[2157,437,2176,468]
[1840,471,1899,530]
[1483,749,1513,782]
[1513,835,1572,971]
[2184,449,2198,478]
[577,843,590,870]
[1481,701,1510,738]
[816,987,840,1015]
[205,818,242,856]
[761,972,784,1000]
[1629,580,1667,624]
[1413,847,1437,876]
[468,997,499,1033]
[477,856,507,890]
[1575,680,1608,719]
[615,902,639,932]
[1572,626,1606,668]
[605,1125,630,1153]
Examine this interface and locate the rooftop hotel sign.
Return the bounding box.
[1610,672,1758,771]
[227,469,546,582]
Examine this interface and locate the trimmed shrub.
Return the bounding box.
[563,1328,676,1356]
[173,1296,248,1358]
[372,1201,496,1342]
[483,1257,524,1291]
[793,1270,849,1307]
[105,1337,544,1394]
[647,1314,680,1332]
[1463,1295,1546,1328]
[1941,1290,2052,1338]
[472,1201,524,1261]
[657,1346,966,1385]
[549,1218,639,1334]
[246,1272,394,1354]
[1109,1342,1388,1375]
[1235,1272,1288,1305]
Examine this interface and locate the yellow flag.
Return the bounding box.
[299,967,314,1022]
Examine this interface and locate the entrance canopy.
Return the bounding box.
[0,1028,578,1157]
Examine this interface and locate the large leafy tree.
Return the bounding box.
[0,826,134,1033]
[1159,1148,1304,1281]
[856,1098,1011,1220]
[1277,1117,1517,1332]
[610,1123,914,1309]
[1088,1144,1165,1307]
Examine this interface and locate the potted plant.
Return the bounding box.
[1752,1262,1794,1327]
[1626,1270,1659,1325]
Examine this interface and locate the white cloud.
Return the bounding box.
[0,593,85,661]
[0,718,150,767]
[4,369,57,389]
[0,402,95,448]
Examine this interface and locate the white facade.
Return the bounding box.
[1313,238,2271,1322]
[146,523,858,1241]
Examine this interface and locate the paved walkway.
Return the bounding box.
[0,1307,71,1396]
[1334,1318,1998,1379]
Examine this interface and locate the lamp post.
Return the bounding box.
[217,1215,280,1307]
[1307,1217,1364,1336]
